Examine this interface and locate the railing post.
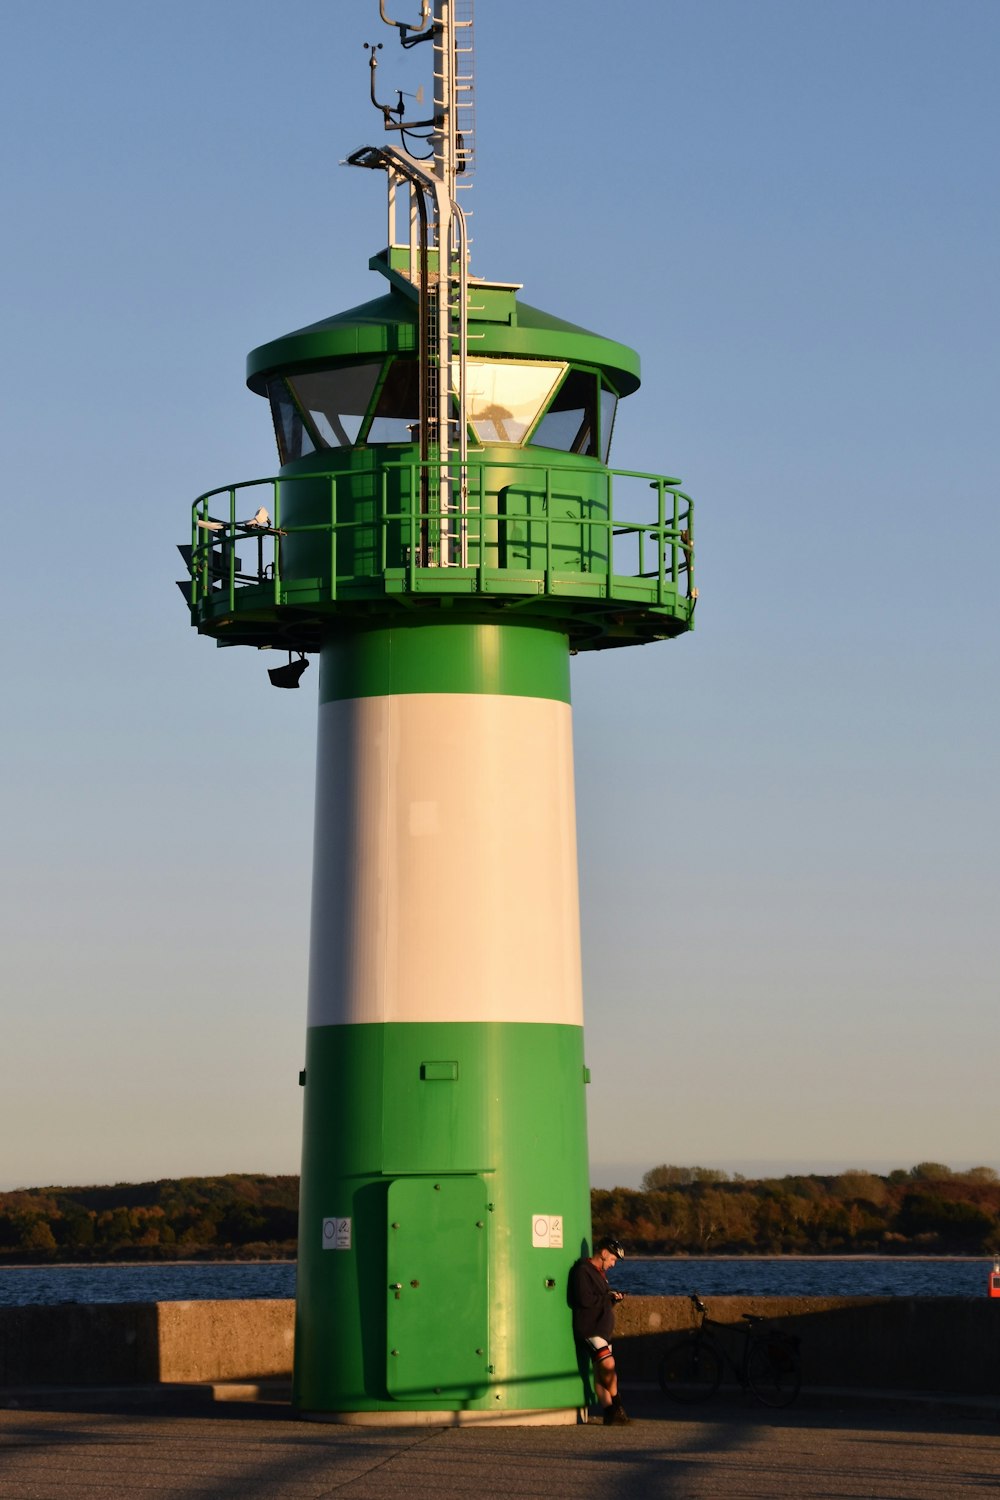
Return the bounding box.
[330,476,338,602]
[379,467,387,576]
[191,505,200,607]
[672,486,680,589]
[409,464,417,590]
[228,487,237,612]
[606,471,614,597]
[272,481,281,605]
[681,490,694,598]
[658,480,666,605]
[479,462,491,591]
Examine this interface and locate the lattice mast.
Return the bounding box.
[356,0,476,564]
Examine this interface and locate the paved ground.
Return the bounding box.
[1,1390,998,1499]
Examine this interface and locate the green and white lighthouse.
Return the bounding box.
[180,0,695,1424]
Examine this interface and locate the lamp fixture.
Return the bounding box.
[268,652,309,689]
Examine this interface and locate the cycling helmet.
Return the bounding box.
[599,1238,626,1260]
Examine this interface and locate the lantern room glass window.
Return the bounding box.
[267,380,316,464]
[599,380,619,463]
[266,358,622,462]
[288,364,381,447]
[457,360,566,444]
[367,360,421,443]
[528,369,600,457]
[267,361,412,459]
[527,370,620,460]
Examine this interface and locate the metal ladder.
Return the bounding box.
[432,0,474,567]
[354,1,476,567]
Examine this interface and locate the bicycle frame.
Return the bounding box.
[689,1299,758,1388]
[658,1293,802,1408]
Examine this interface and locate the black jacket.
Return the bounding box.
[569,1256,616,1341]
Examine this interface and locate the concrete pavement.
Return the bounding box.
[1,1389,998,1498]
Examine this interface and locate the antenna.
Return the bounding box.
[379,0,432,44]
[351,1,477,567]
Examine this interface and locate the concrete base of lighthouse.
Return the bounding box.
[299,1407,585,1426]
[293,621,594,1418]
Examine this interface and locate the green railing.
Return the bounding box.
[186,457,694,619]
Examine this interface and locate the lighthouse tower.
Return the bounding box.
[180,1,695,1423]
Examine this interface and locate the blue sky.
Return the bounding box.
[1,0,997,1191]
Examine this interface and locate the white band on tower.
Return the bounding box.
[307,692,583,1028]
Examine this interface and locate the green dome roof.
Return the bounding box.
[246,271,641,396]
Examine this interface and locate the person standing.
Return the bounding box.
[569,1237,630,1424]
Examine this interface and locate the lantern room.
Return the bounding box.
[184,251,694,655]
[248,255,637,469]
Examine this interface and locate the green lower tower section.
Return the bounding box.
[296,1022,590,1414]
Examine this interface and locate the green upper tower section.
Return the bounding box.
[182,250,695,654]
[179,5,696,656]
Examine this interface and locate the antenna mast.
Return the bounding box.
[352,0,476,566]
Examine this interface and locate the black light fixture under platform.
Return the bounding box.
[268,652,309,689]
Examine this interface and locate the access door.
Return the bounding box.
[386,1175,489,1402]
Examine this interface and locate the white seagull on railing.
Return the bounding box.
[245,507,271,528]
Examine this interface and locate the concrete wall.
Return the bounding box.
[0,1300,293,1388]
[2,1296,998,1394]
[612,1296,1000,1395]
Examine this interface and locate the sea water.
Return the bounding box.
[0,1256,990,1306]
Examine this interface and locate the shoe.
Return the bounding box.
[603,1402,631,1425]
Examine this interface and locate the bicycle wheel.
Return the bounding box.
[658,1336,722,1403]
[746,1336,801,1408]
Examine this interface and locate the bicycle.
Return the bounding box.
[658,1293,802,1409]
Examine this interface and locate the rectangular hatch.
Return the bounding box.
[386,1175,489,1403]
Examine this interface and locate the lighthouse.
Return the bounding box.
[179,0,695,1423]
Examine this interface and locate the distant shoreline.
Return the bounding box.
[629,1252,990,1262]
[1,1251,991,1270]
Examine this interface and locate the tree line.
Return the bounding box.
[592,1163,1000,1255]
[0,1175,298,1262]
[1,1163,998,1262]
